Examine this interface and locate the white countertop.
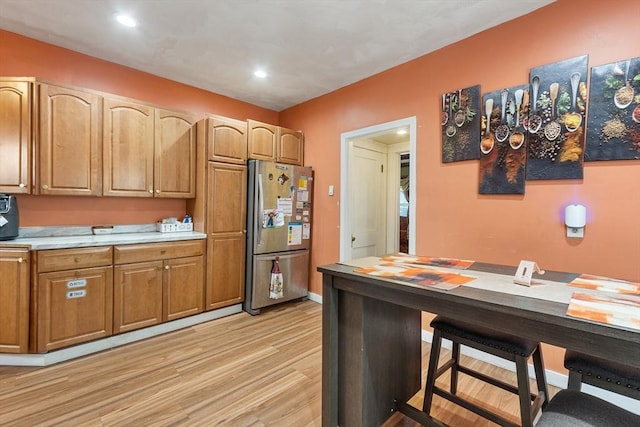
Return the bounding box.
[0,226,207,250]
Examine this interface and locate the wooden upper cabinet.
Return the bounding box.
[0,79,32,194]
[277,126,304,166]
[38,84,102,196]
[248,119,277,161]
[103,98,155,197]
[206,115,247,164]
[154,109,196,198]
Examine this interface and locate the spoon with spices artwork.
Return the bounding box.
[543,83,562,141]
[614,60,634,109]
[495,89,510,143]
[565,72,583,132]
[529,76,543,134]
[509,89,525,149]
[481,98,494,154]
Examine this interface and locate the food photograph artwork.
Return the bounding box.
[438,54,639,193]
[479,84,529,194]
[585,56,640,161]
[526,55,588,180]
[441,84,481,163]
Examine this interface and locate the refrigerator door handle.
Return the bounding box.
[257,173,264,245]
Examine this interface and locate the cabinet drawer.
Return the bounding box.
[114,240,204,264]
[37,246,113,272]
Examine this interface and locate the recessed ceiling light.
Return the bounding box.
[254,69,267,79]
[116,14,137,28]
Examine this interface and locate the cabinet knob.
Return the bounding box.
[164,265,170,270]
[19,183,26,188]
[42,184,49,190]
[18,257,24,263]
[155,189,160,194]
[149,188,154,193]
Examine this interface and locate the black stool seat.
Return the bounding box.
[431,317,539,357]
[423,316,548,427]
[537,389,640,427]
[565,350,640,399]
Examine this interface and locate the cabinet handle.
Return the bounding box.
[42,184,49,190]
[19,183,26,188]
[164,265,170,270]
[75,257,80,263]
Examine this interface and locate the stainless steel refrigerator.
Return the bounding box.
[244,160,313,315]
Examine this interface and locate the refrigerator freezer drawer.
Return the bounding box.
[249,250,309,311]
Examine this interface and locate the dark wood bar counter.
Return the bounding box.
[319,261,640,426]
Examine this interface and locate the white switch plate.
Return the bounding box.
[328,185,334,196]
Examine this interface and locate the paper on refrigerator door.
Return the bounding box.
[263,209,284,228]
[288,222,303,245]
[277,198,293,216]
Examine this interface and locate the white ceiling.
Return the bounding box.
[0,0,555,111]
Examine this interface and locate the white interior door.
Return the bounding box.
[348,141,387,260]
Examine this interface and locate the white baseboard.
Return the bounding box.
[307,291,322,304]
[0,304,242,367]
[420,329,640,415]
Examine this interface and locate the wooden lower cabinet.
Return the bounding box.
[36,266,113,352]
[113,240,204,333]
[0,249,30,353]
[206,235,245,310]
[113,261,164,333]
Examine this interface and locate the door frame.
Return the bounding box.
[340,117,417,261]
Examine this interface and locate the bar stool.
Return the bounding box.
[536,390,640,426]
[565,350,640,399]
[422,316,548,427]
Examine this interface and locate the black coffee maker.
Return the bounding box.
[0,194,19,240]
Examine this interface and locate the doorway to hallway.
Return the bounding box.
[339,117,416,262]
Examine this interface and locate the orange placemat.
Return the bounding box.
[380,253,474,269]
[567,292,640,331]
[354,263,476,290]
[569,274,640,295]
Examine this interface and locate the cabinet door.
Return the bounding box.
[247,119,276,161]
[113,261,163,333]
[103,98,154,197]
[206,163,247,309]
[164,255,204,321]
[154,109,196,198]
[37,266,113,352]
[0,249,29,353]
[207,115,247,164]
[0,80,32,193]
[206,234,245,310]
[38,84,102,196]
[277,127,304,166]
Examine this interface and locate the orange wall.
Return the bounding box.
[2,1,639,374]
[279,0,640,373]
[1,30,278,226]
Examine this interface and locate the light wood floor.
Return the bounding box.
[0,300,556,426]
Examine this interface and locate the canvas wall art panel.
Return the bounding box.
[585,57,640,161]
[526,55,588,180]
[479,85,529,194]
[441,84,481,163]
